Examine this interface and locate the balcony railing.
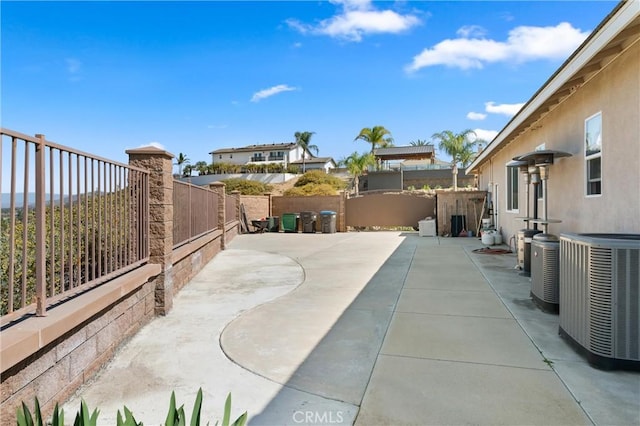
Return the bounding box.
[1,129,150,319]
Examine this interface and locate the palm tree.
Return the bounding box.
[175,153,190,176]
[354,126,394,154]
[344,151,375,196]
[194,161,209,175]
[431,129,477,191]
[182,164,194,177]
[410,139,430,146]
[294,131,319,173]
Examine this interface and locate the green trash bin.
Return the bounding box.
[320,211,337,233]
[282,213,300,233]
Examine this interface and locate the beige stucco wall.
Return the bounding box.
[475,42,640,241]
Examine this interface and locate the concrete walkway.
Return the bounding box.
[63,232,639,425]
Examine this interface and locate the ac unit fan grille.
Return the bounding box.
[589,247,613,356]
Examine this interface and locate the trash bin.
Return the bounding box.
[300,211,317,233]
[282,213,300,233]
[320,211,337,233]
[267,216,279,232]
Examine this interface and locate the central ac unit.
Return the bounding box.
[559,233,640,370]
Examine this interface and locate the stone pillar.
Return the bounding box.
[126,147,174,315]
[339,190,348,232]
[209,182,226,249]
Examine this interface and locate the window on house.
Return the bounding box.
[506,165,519,212]
[585,112,602,196]
[219,155,222,159]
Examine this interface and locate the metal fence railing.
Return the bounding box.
[173,180,219,248]
[225,194,237,224]
[1,129,150,319]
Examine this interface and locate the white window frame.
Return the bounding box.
[506,164,519,213]
[585,112,602,197]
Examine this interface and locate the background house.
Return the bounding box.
[289,156,337,173]
[467,0,640,242]
[210,142,302,167]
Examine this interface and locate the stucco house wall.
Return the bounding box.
[211,145,305,166]
[474,39,639,242]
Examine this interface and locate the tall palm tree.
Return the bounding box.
[294,131,319,173]
[410,139,430,146]
[431,129,477,191]
[175,153,190,176]
[344,151,375,196]
[354,126,394,154]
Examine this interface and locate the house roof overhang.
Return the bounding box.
[466,0,640,175]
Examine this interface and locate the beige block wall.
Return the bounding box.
[240,195,271,221]
[476,42,640,242]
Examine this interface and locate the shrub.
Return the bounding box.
[294,170,346,190]
[220,178,272,195]
[283,183,338,196]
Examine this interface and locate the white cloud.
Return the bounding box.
[287,0,421,42]
[485,101,524,116]
[473,129,499,143]
[251,84,298,102]
[457,25,486,38]
[467,112,487,121]
[406,22,588,72]
[293,42,302,48]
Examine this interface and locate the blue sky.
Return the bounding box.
[2,0,617,170]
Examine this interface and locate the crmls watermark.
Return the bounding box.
[292,410,344,424]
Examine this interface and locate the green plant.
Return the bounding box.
[220,178,273,195]
[16,390,247,426]
[294,170,345,190]
[422,184,431,191]
[17,399,97,426]
[407,185,416,191]
[284,183,338,196]
[116,406,142,426]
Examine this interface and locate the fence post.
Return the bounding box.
[126,146,174,315]
[264,192,272,216]
[339,190,347,232]
[209,182,226,250]
[35,134,47,316]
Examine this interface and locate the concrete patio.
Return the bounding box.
[63,232,639,425]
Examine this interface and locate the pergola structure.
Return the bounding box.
[373,145,435,163]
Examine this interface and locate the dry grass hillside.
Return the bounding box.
[269,176,301,195]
